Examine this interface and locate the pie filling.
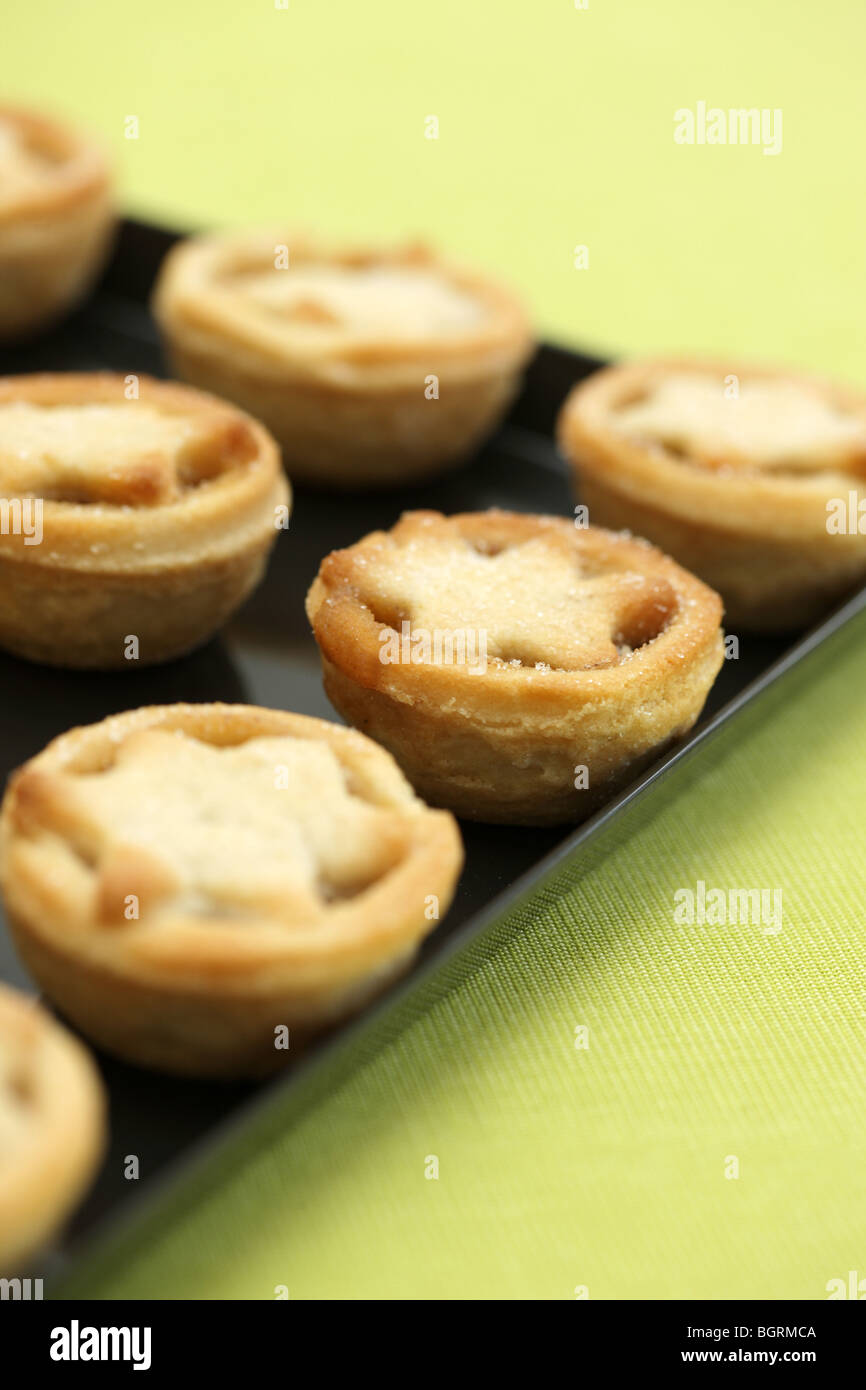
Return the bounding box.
[0,401,257,505]
[611,374,866,476]
[221,263,487,338]
[337,532,676,670]
[17,731,412,925]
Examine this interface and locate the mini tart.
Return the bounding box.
[306,510,724,825]
[0,983,105,1273]
[0,373,288,668]
[0,703,463,1078]
[0,106,114,340]
[558,359,866,632]
[152,228,534,488]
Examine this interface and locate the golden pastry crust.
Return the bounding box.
[152,228,534,487]
[0,372,288,668]
[558,358,866,632]
[306,510,724,825]
[0,983,105,1273]
[0,703,463,1078]
[0,106,114,339]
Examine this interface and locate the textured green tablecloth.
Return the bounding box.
[6,0,865,1299]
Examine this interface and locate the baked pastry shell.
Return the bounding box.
[0,704,463,1078]
[0,984,105,1273]
[307,511,725,825]
[0,373,289,668]
[153,230,535,487]
[0,106,115,340]
[558,358,866,632]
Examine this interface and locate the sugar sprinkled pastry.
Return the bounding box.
[306,509,724,825]
[0,372,288,668]
[558,359,866,631]
[0,704,463,1077]
[153,228,534,487]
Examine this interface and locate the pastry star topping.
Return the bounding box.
[230,263,486,338]
[613,373,866,475]
[0,401,257,506]
[558,359,866,632]
[152,228,533,489]
[14,730,412,925]
[326,517,676,670]
[0,706,462,1077]
[307,511,724,827]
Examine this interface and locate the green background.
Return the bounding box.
[5,0,865,1298]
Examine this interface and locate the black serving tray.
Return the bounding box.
[1,220,863,1286]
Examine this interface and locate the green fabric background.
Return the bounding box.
[5,0,864,1299]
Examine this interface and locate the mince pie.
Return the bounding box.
[152,228,533,487]
[558,359,866,631]
[306,509,724,824]
[0,105,114,339]
[0,373,288,667]
[0,703,463,1078]
[0,983,105,1272]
